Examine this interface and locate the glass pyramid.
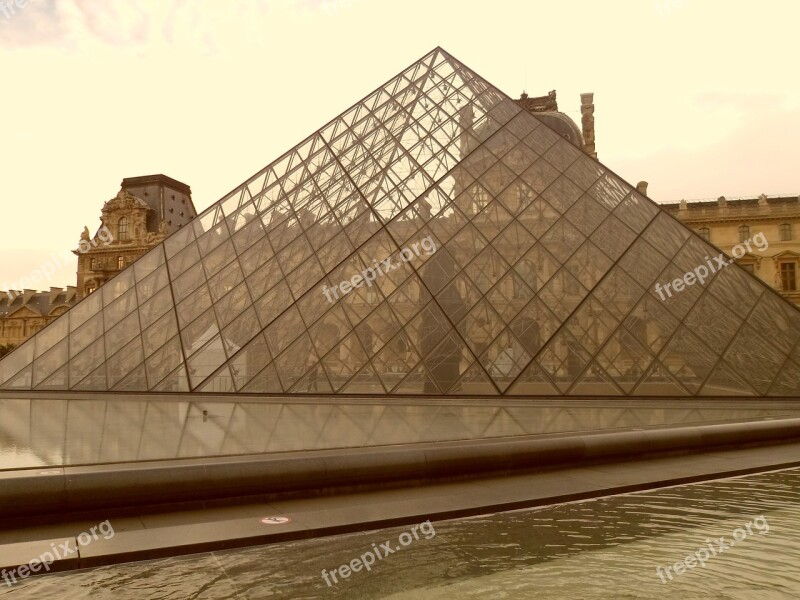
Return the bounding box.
[2,47,799,397]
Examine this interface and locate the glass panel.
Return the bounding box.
[536,330,592,392]
[642,212,690,257]
[565,241,613,290]
[33,317,69,359]
[70,311,104,358]
[214,282,253,329]
[167,242,201,280]
[723,324,788,395]
[273,333,318,392]
[102,270,134,307]
[133,245,166,282]
[541,176,583,214]
[186,335,227,389]
[142,310,178,356]
[589,174,631,212]
[700,360,757,396]
[174,284,212,334]
[478,329,531,392]
[746,290,800,354]
[135,264,169,301]
[32,338,69,387]
[139,285,173,331]
[153,363,190,393]
[69,339,105,389]
[171,262,206,304]
[539,218,584,263]
[182,308,220,357]
[612,190,658,232]
[229,333,272,391]
[106,337,144,389]
[104,286,138,331]
[707,264,764,320]
[145,335,184,388]
[618,238,671,288]
[222,308,261,356]
[201,239,237,279]
[105,310,140,359]
[253,280,294,329]
[596,328,655,393]
[564,194,610,237]
[683,292,742,354]
[68,290,102,332]
[657,327,718,394]
[164,224,194,259]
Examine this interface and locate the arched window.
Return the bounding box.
[118,217,129,241]
[780,223,793,241]
[117,256,124,270]
[698,227,710,242]
[738,225,750,243]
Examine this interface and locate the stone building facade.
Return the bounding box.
[662,195,800,307]
[0,175,196,347]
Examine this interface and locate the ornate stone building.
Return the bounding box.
[0,175,196,347]
[662,195,800,307]
[77,174,196,300]
[0,288,76,348]
[515,90,596,158]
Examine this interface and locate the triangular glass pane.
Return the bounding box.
[768,359,800,397]
[568,361,625,396]
[633,360,691,396]
[507,360,558,395]
[242,361,283,393]
[700,360,757,396]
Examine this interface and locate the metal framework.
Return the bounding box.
[1,47,799,396]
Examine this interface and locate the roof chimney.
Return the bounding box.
[580,93,596,159]
[636,181,648,196]
[49,287,63,304]
[22,289,37,305]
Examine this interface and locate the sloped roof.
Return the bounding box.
[1,48,799,396]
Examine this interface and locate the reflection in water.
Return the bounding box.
[5,467,800,599]
[2,395,799,470]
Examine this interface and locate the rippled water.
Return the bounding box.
[4,467,800,599]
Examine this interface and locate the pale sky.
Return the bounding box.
[0,0,798,290]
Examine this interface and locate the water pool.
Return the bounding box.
[3,467,800,599]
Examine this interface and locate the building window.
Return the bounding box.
[780,223,793,241]
[738,225,750,243]
[740,263,755,274]
[781,263,797,291]
[698,227,710,242]
[117,256,124,270]
[90,258,96,270]
[118,217,129,241]
[86,286,96,295]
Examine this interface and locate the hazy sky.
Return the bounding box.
[0,0,798,290]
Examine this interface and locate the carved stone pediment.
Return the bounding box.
[102,189,150,214]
